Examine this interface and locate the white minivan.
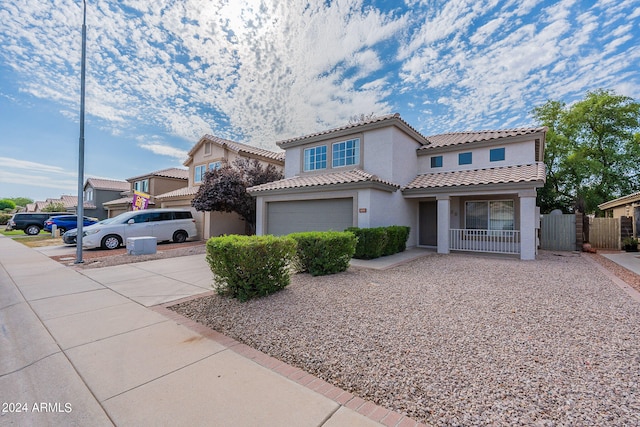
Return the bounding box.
[81,209,198,250]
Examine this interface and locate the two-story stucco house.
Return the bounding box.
[248,114,546,260]
[156,135,284,239]
[103,167,189,217]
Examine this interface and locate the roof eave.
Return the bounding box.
[277,116,427,149]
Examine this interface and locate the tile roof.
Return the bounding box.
[60,195,78,208]
[102,197,133,206]
[86,178,130,191]
[420,127,547,149]
[189,135,285,163]
[128,167,188,181]
[403,163,546,191]
[598,190,640,210]
[155,186,200,199]
[248,169,399,193]
[277,113,428,147]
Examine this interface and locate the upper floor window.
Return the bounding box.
[204,142,212,155]
[332,138,360,168]
[490,147,505,162]
[209,161,222,171]
[134,179,149,193]
[431,156,443,168]
[85,188,94,201]
[459,152,472,165]
[304,145,327,171]
[195,165,207,183]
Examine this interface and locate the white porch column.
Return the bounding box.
[437,195,450,254]
[519,191,537,260]
[255,196,265,235]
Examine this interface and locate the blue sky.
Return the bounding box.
[0,0,638,202]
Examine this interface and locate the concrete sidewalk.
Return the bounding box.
[0,236,424,427]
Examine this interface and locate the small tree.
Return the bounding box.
[191,158,283,233]
[43,202,65,212]
[0,199,16,211]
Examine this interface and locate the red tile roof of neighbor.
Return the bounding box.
[421,127,547,149]
[191,135,285,163]
[155,186,200,199]
[248,169,399,193]
[403,163,546,190]
[86,178,130,191]
[128,167,188,181]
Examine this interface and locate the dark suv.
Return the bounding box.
[6,212,68,235]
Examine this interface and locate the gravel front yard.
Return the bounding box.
[173,251,640,426]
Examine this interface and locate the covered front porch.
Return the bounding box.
[410,190,539,260]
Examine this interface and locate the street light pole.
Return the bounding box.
[75,0,87,264]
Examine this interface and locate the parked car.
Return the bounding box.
[78,209,198,250]
[44,215,98,234]
[5,212,68,235]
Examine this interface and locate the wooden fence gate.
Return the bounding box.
[589,217,620,249]
[540,214,576,251]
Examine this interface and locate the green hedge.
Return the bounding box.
[289,231,357,276]
[0,213,12,226]
[346,226,410,259]
[383,225,411,255]
[345,227,387,259]
[206,235,296,301]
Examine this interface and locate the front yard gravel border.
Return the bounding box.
[170,251,640,426]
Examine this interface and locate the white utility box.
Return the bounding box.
[126,236,157,255]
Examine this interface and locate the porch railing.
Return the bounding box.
[449,229,520,255]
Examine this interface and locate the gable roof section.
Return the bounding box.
[155,186,200,200]
[598,190,640,210]
[248,169,400,194]
[85,178,130,192]
[420,127,547,149]
[403,163,546,193]
[128,167,188,182]
[277,113,428,148]
[186,135,285,165]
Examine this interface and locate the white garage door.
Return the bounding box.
[266,198,354,235]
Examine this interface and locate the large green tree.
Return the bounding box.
[533,89,640,214]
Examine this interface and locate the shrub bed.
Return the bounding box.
[346,226,410,259]
[206,235,296,301]
[289,231,357,276]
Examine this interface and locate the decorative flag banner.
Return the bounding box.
[132,190,150,211]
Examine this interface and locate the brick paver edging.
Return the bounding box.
[152,294,426,427]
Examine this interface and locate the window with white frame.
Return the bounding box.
[194,165,207,183]
[85,188,94,201]
[204,142,212,155]
[465,200,514,231]
[304,145,327,171]
[332,138,360,168]
[134,179,149,193]
[209,161,222,171]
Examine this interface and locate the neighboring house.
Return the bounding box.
[75,178,131,220]
[156,134,285,239]
[598,191,640,237]
[248,113,546,260]
[103,168,189,218]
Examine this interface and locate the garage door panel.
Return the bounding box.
[267,199,353,235]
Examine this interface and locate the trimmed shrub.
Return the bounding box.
[346,227,387,259]
[206,235,297,302]
[347,225,411,259]
[289,231,357,276]
[383,225,411,255]
[0,213,12,225]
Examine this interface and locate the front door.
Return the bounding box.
[419,201,438,246]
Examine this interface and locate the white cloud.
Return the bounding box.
[138,142,189,161]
